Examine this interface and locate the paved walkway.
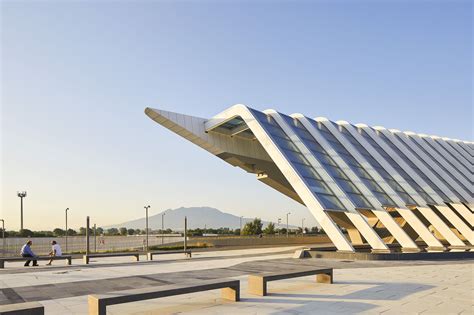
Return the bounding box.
[0,246,472,314]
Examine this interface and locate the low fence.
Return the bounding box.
[187,234,331,247]
[0,235,183,257]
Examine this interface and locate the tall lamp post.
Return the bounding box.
[286,212,291,238]
[1,219,5,256]
[161,211,166,245]
[17,191,27,231]
[144,205,150,251]
[240,216,243,235]
[65,208,70,252]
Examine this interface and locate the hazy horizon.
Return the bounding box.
[2,1,472,231]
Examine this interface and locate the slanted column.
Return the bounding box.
[345,212,390,253]
[394,207,445,251]
[449,203,474,228]
[435,205,473,245]
[416,207,465,247]
[370,210,419,252]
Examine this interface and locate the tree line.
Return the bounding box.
[0,218,326,237]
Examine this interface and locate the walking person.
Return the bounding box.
[46,240,62,266]
[21,240,38,267]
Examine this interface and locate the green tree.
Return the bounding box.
[119,227,128,235]
[96,227,104,235]
[78,227,93,235]
[106,228,119,235]
[18,229,33,237]
[67,228,77,236]
[263,222,276,235]
[241,218,263,235]
[127,228,135,235]
[135,229,142,235]
[53,228,65,236]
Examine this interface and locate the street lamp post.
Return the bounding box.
[93,224,97,252]
[86,216,90,256]
[240,216,243,235]
[65,208,69,252]
[1,219,5,256]
[286,212,291,238]
[277,218,281,235]
[161,212,166,245]
[144,205,150,251]
[184,216,188,251]
[17,191,27,231]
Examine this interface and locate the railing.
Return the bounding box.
[0,235,183,257]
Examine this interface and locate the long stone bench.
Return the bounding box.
[0,256,72,268]
[88,278,240,315]
[146,250,192,260]
[83,252,140,264]
[248,268,333,296]
[0,301,44,315]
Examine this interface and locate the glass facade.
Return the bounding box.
[447,141,473,162]
[358,129,437,205]
[377,132,452,202]
[421,138,470,183]
[250,109,346,211]
[282,115,374,209]
[339,126,419,206]
[434,139,473,171]
[310,121,397,207]
[394,134,469,202]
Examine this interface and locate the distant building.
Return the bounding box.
[145,105,473,253]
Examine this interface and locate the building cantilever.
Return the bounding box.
[145,104,473,253]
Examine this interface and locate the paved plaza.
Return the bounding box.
[0,246,472,314]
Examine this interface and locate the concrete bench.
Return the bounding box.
[146,250,192,260]
[83,252,140,264]
[88,278,240,315]
[0,256,72,268]
[0,301,44,315]
[248,268,333,296]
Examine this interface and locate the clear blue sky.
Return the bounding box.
[1,0,472,230]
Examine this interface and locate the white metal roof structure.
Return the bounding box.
[145,104,473,253]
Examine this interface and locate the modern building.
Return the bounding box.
[145,105,473,253]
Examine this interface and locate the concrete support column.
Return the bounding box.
[449,203,474,227]
[436,205,473,245]
[395,207,445,251]
[345,212,390,252]
[371,210,419,252]
[416,207,465,247]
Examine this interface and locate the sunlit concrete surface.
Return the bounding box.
[0,247,472,314]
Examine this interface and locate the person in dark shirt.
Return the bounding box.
[20,240,38,267]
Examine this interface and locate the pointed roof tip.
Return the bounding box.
[144,107,159,117]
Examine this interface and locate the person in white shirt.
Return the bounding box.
[46,240,63,266]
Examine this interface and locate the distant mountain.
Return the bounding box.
[105,206,297,230]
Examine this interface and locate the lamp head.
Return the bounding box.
[17,191,27,198]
